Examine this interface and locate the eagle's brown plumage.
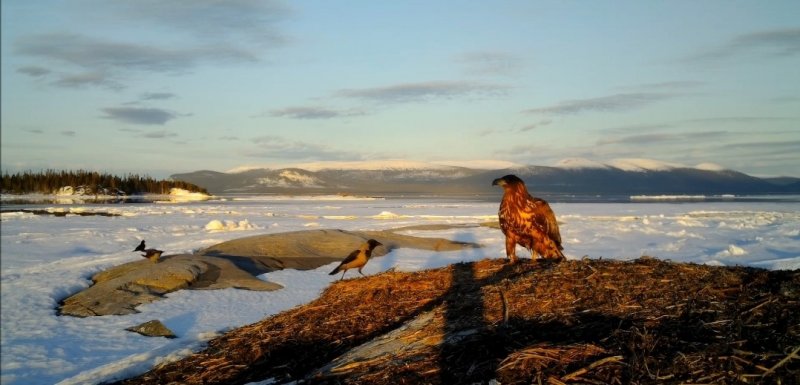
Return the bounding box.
[492,174,564,263]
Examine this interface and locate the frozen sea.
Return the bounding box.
[1,194,799,385]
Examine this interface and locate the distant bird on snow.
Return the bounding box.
[329,239,383,280]
[133,240,146,252]
[141,249,164,264]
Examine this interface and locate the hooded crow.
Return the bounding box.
[141,249,163,264]
[329,239,383,280]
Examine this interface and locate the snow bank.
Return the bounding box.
[204,219,259,232]
[169,188,211,202]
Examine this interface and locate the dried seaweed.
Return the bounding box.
[109,258,799,385]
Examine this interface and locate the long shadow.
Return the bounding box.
[438,258,627,384]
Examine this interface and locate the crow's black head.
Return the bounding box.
[366,239,383,250]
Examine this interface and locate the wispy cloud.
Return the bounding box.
[337,81,508,104]
[15,33,257,75]
[519,119,553,132]
[718,140,800,153]
[246,135,355,160]
[620,81,706,91]
[681,116,796,124]
[597,131,728,146]
[110,0,290,46]
[689,28,800,62]
[769,95,800,103]
[61,130,76,137]
[12,1,290,90]
[17,66,50,77]
[102,107,179,125]
[478,120,554,137]
[143,130,178,139]
[456,51,523,77]
[269,106,364,120]
[600,123,675,135]
[53,71,123,90]
[141,92,176,101]
[524,92,678,115]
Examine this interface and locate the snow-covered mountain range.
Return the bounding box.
[170,158,800,196]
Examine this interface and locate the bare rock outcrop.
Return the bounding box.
[58,228,481,317]
[59,255,282,317]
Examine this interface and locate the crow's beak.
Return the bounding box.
[492,178,505,186]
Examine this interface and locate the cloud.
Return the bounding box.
[141,92,176,101]
[478,120,553,137]
[596,131,728,146]
[719,140,800,153]
[621,81,706,91]
[17,66,51,77]
[23,128,44,134]
[246,136,355,160]
[143,130,178,139]
[681,116,796,124]
[12,1,291,90]
[689,28,800,62]
[16,33,257,75]
[518,119,553,132]
[110,0,290,46]
[456,51,523,77]
[219,136,240,141]
[337,81,508,103]
[600,123,676,134]
[269,106,364,120]
[53,71,123,90]
[524,92,678,115]
[769,96,800,103]
[61,130,76,137]
[102,107,179,125]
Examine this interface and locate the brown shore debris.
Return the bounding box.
[109,257,799,385]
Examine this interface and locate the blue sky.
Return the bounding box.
[2,1,799,178]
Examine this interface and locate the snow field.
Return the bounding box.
[0,197,798,384]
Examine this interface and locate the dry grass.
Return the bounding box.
[110,257,799,385]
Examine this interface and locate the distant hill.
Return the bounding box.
[170,158,800,197]
[764,176,800,186]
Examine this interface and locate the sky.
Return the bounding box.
[2,0,799,178]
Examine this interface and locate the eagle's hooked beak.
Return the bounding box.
[492,177,506,187]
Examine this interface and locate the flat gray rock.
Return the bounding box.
[198,229,481,274]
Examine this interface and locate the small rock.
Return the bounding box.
[126,319,177,338]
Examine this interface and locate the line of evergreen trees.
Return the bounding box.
[1,170,208,195]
